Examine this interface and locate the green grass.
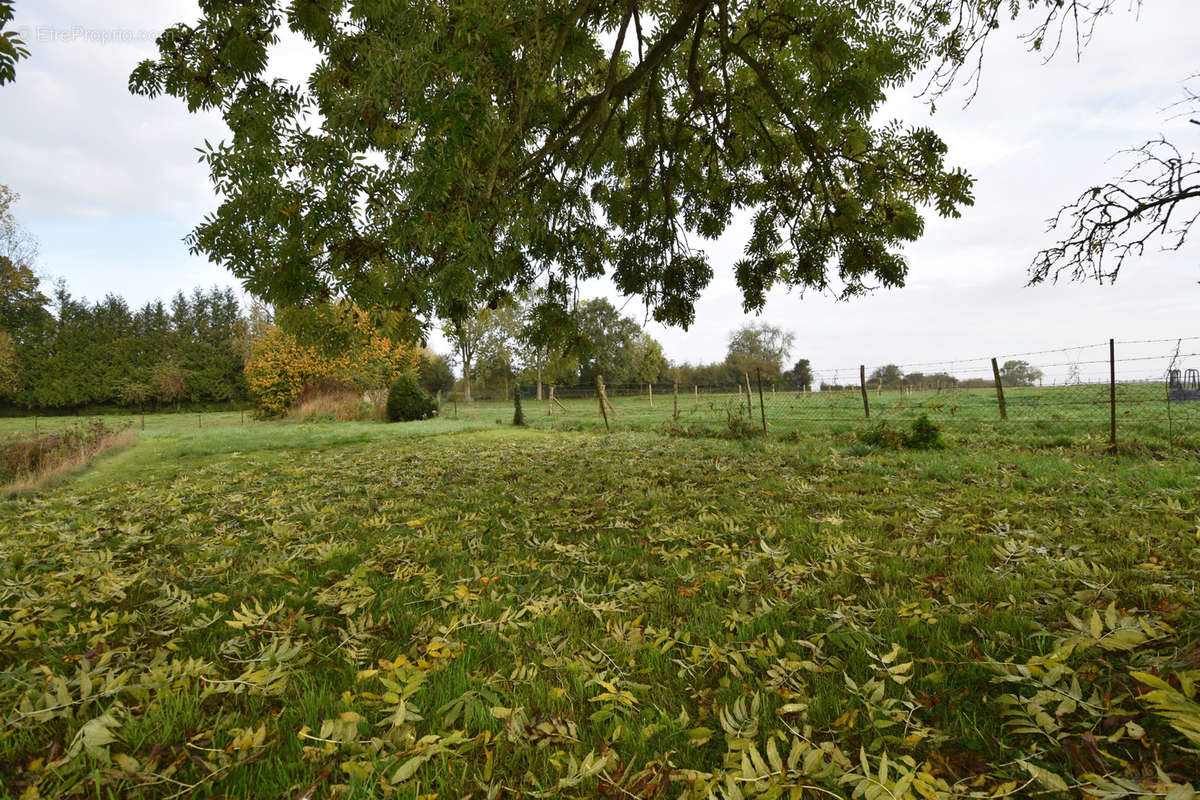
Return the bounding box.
[1,418,1198,798]
[470,382,1200,448]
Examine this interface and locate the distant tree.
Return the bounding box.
[417,351,455,395]
[152,363,188,411]
[999,360,1044,387]
[903,371,959,391]
[442,312,489,402]
[868,364,904,389]
[0,330,18,396]
[120,380,152,413]
[0,1,28,85]
[727,323,795,380]
[785,359,813,391]
[628,332,668,384]
[0,186,48,345]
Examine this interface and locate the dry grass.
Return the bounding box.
[289,390,384,423]
[1,424,136,496]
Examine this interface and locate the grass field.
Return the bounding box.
[2,415,1199,798]
[455,381,1200,448]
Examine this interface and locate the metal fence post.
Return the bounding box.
[1109,338,1117,451]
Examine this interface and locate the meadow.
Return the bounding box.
[1,413,1199,799]
[457,381,1200,449]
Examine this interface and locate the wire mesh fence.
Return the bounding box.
[450,337,1200,445]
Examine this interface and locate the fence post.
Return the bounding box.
[694,385,698,398]
[673,381,679,420]
[548,385,554,416]
[648,383,653,408]
[744,372,753,416]
[756,368,767,433]
[596,375,611,432]
[453,393,458,419]
[859,366,870,419]
[198,413,202,428]
[990,358,1008,420]
[1109,338,1117,451]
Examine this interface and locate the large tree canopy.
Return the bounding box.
[132,0,1145,331]
[129,0,1006,333]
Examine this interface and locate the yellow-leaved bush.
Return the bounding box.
[245,307,419,417]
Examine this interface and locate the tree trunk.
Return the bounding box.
[462,357,472,402]
[536,362,543,401]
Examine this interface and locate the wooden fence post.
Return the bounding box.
[756,368,767,433]
[548,385,554,416]
[596,375,611,432]
[744,372,753,416]
[859,366,870,419]
[1109,338,1117,451]
[673,381,679,420]
[990,358,1008,420]
[649,383,653,408]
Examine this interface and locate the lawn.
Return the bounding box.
[1,419,1198,798]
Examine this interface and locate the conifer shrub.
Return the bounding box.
[386,373,437,422]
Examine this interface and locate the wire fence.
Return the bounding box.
[451,337,1200,445]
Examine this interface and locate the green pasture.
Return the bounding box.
[460,381,1200,446]
[1,416,1199,798]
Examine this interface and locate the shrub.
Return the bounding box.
[513,386,525,426]
[906,414,945,449]
[857,414,945,450]
[386,374,437,422]
[245,306,419,418]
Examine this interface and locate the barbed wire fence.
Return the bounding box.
[456,336,1200,446]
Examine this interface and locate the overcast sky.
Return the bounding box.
[1,1,1197,383]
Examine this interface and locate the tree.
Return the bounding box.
[131,0,997,336]
[1032,79,1199,285]
[0,0,28,86]
[571,299,667,386]
[417,351,455,396]
[785,359,813,391]
[726,323,795,381]
[245,305,419,416]
[999,359,1043,387]
[0,186,49,346]
[152,363,188,411]
[868,364,904,389]
[442,312,490,402]
[0,330,18,396]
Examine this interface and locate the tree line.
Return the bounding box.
[437,294,814,399]
[1,275,251,412]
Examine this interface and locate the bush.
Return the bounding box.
[386,374,437,422]
[857,414,945,450]
[513,387,525,426]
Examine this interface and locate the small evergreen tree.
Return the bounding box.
[386,373,436,422]
[513,384,525,426]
